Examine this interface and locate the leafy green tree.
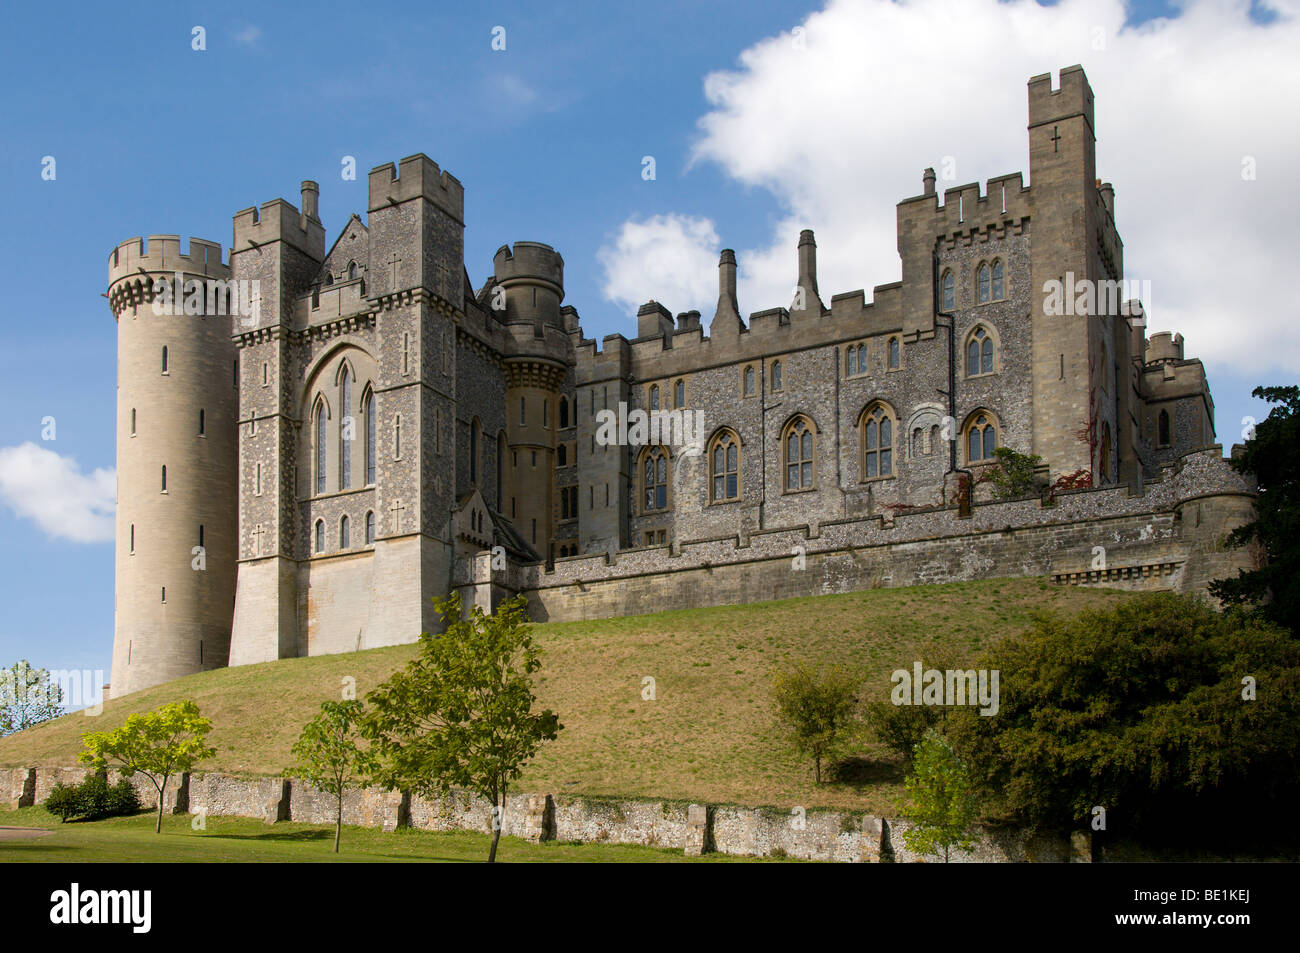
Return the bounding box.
[898,729,979,862]
[0,660,64,736]
[771,663,859,783]
[983,447,1043,500]
[78,700,216,833]
[286,700,373,853]
[1210,385,1300,636]
[361,593,562,863]
[949,593,1300,844]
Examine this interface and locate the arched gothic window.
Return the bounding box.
[560,396,570,429]
[772,361,783,391]
[861,404,894,478]
[674,379,685,408]
[978,263,991,304]
[348,261,358,280]
[784,417,816,491]
[649,384,659,411]
[967,327,994,376]
[340,515,350,549]
[315,519,325,553]
[1158,409,1170,447]
[966,413,998,462]
[339,365,353,490]
[365,511,375,544]
[314,398,327,494]
[642,447,669,512]
[991,260,1004,300]
[847,343,865,376]
[710,430,740,501]
[364,388,376,484]
[743,365,755,396]
[941,270,955,311]
[888,336,900,370]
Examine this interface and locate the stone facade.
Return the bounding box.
[105,65,1245,694]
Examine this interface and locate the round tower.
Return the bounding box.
[493,242,569,558]
[107,236,238,697]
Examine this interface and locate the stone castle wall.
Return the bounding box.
[453,446,1256,622]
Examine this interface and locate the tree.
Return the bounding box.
[0,660,64,736]
[771,663,859,783]
[286,700,373,853]
[983,447,1042,500]
[1210,385,1300,636]
[361,593,562,863]
[899,729,979,862]
[949,593,1300,845]
[78,700,216,833]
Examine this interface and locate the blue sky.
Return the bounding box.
[0,0,1292,684]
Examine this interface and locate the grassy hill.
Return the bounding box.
[0,577,1132,813]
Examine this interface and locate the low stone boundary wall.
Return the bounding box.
[0,764,1076,862]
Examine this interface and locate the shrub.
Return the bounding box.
[983,447,1042,500]
[42,774,140,822]
[949,593,1300,844]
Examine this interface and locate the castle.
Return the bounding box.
[105,66,1255,697]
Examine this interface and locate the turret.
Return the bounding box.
[494,242,569,557]
[106,236,239,696]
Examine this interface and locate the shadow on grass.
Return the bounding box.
[200,828,333,843]
[831,756,904,788]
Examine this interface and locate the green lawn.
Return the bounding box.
[0,577,1133,814]
[0,806,782,863]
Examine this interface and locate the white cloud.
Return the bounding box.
[598,214,721,320]
[0,443,114,544]
[600,0,1300,374]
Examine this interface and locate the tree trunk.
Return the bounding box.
[155,777,167,834]
[815,752,821,784]
[334,791,342,853]
[487,785,506,864]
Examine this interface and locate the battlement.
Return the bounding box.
[1146,331,1185,364]
[898,171,1031,234]
[493,241,564,291]
[1028,64,1094,133]
[109,235,229,285]
[368,154,465,224]
[232,198,325,259]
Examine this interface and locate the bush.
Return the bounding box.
[982,447,1042,500]
[43,774,140,822]
[949,593,1300,845]
[44,781,79,823]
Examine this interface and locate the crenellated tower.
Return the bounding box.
[106,236,239,696]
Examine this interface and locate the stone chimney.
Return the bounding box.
[793,229,823,317]
[1098,180,1114,218]
[923,167,936,196]
[710,249,744,337]
[301,180,320,221]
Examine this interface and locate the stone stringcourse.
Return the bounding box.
[2,765,1083,863]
